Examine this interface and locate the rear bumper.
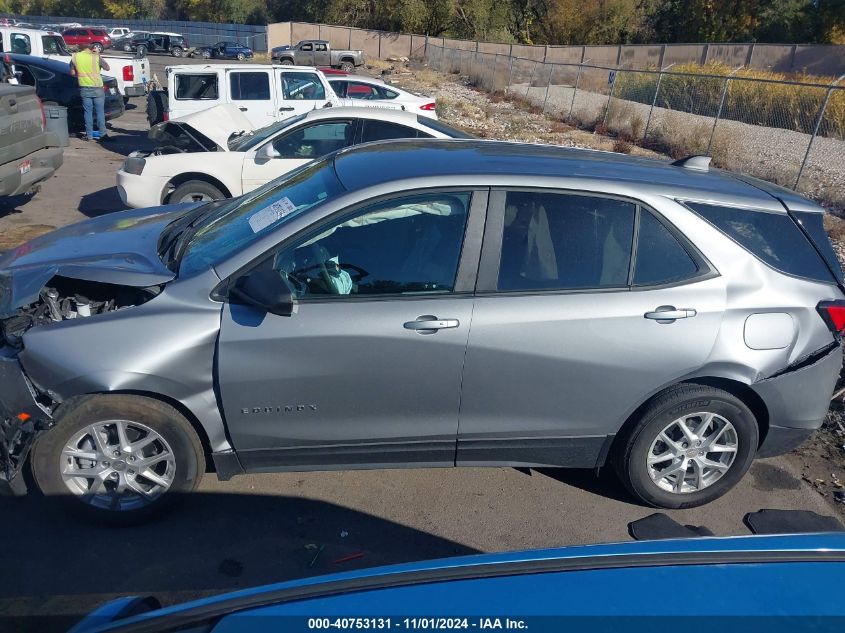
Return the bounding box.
[0,147,64,198]
[752,342,842,457]
[0,350,53,495]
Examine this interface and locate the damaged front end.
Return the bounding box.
[0,276,165,495]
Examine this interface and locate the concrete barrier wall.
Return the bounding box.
[269,21,845,76]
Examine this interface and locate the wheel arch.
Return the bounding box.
[163,172,233,204]
[607,376,771,464]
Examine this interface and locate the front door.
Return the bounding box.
[217,189,483,470]
[276,69,333,120]
[457,190,725,468]
[314,42,331,66]
[241,118,355,192]
[295,42,314,65]
[227,69,275,128]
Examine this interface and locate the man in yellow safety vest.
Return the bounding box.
[70,42,111,141]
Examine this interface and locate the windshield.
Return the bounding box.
[228,114,307,152]
[179,158,346,276]
[42,35,70,56]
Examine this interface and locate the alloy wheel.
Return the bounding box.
[647,412,738,494]
[60,420,176,511]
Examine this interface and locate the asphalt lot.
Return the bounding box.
[0,54,843,632]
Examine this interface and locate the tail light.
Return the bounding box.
[36,96,46,131]
[817,300,845,335]
[163,111,169,121]
[420,102,436,111]
[123,65,133,81]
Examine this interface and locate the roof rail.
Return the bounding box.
[671,155,711,172]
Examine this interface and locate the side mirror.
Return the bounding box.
[256,143,281,160]
[229,269,295,317]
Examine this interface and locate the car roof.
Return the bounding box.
[7,53,72,72]
[331,139,818,211]
[303,106,423,125]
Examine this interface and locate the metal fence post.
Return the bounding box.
[507,55,515,93]
[795,73,845,189]
[644,63,674,140]
[602,68,620,127]
[707,66,743,156]
[568,61,587,121]
[542,63,555,113]
[525,60,538,98]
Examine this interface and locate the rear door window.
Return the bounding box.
[175,73,219,100]
[230,71,271,100]
[686,202,834,283]
[497,191,635,291]
[633,210,700,286]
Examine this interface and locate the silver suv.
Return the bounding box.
[1,140,843,521]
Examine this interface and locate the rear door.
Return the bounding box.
[457,189,725,468]
[227,68,275,128]
[276,69,333,119]
[241,118,355,192]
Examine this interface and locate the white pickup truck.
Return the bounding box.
[0,26,149,100]
[149,64,341,129]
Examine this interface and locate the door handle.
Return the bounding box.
[404,315,460,333]
[644,305,697,323]
[238,106,248,111]
[279,106,295,111]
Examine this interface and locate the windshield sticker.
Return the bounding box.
[248,197,297,233]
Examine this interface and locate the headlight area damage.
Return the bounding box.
[0,276,162,495]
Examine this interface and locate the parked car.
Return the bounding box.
[113,31,146,52]
[0,83,63,202]
[126,32,188,57]
[67,534,845,630]
[61,27,111,52]
[194,40,253,60]
[1,140,843,520]
[119,106,473,207]
[272,39,364,72]
[0,26,150,99]
[8,54,125,130]
[328,75,437,118]
[107,27,130,39]
[148,64,341,129]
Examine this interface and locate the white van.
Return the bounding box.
[0,26,149,99]
[166,64,341,128]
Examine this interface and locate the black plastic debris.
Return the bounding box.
[744,509,845,534]
[628,513,715,540]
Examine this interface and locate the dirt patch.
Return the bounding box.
[0,225,55,251]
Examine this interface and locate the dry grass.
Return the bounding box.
[366,59,394,71]
[612,139,633,154]
[0,225,55,250]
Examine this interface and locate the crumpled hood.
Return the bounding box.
[0,204,195,317]
[151,104,255,151]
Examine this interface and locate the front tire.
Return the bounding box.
[92,43,103,53]
[614,385,758,509]
[171,46,183,57]
[280,58,293,66]
[31,395,205,524]
[170,180,226,203]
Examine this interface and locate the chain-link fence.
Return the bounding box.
[427,43,845,206]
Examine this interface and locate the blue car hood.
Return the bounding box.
[0,204,194,317]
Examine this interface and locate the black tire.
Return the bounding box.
[171,46,183,57]
[92,42,103,53]
[31,394,205,524]
[201,50,211,59]
[339,61,355,73]
[169,180,226,204]
[280,58,293,66]
[137,44,147,57]
[236,52,246,61]
[613,384,758,509]
[146,90,167,126]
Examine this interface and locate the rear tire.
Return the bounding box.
[169,180,226,204]
[201,50,211,59]
[137,44,147,57]
[613,384,758,509]
[339,61,355,73]
[237,52,246,61]
[31,395,205,525]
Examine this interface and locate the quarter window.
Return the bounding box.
[687,202,833,283]
[175,73,218,100]
[282,72,326,101]
[271,192,471,298]
[633,210,699,286]
[272,121,352,159]
[230,71,270,100]
[497,192,635,291]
